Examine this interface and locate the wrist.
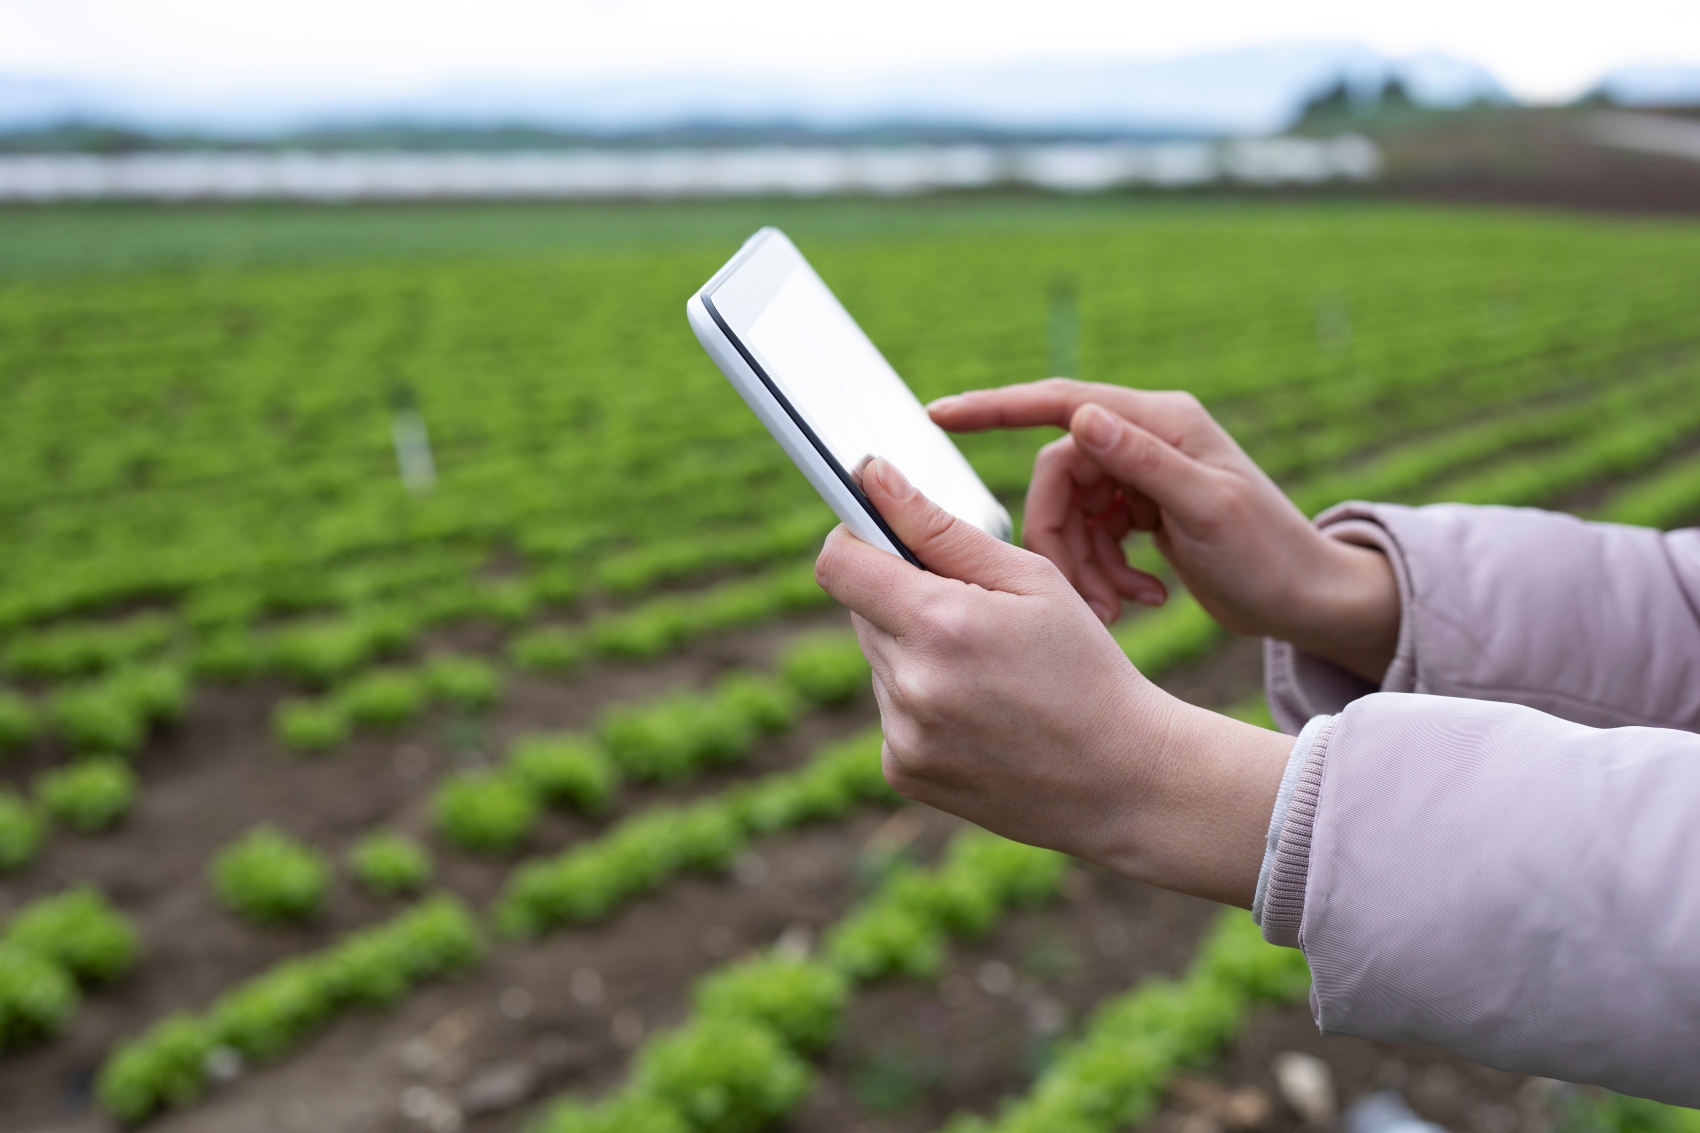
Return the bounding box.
[1278,534,1399,684]
[1092,697,1293,908]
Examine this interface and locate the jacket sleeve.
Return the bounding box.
[1265,502,1700,734]
[1273,692,1700,1106]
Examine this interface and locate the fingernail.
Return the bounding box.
[1090,599,1114,622]
[870,458,915,500]
[1136,588,1165,607]
[1076,404,1115,450]
[926,395,961,414]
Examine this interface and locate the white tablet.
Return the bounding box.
[687,228,1012,567]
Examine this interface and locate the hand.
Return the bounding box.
[814,457,1293,908]
[929,378,1399,684]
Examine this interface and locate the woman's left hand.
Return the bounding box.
[813,457,1292,908]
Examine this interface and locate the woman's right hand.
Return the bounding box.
[928,378,1400,684]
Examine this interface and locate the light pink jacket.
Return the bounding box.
[1255,502,1700,1106]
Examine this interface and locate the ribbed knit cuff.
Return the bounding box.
[1263,503,1418,736]
[1252,714,1336,948]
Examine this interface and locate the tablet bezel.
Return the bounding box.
[690,229,940,566]
[689,227,1012,569]
[698,291,924,568]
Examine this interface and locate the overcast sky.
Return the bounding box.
[3,0,1697,103]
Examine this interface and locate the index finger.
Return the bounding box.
[927,379,1211,451]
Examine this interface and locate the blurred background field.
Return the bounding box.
[4,2,1700,1129]
[3,191,1700,1133]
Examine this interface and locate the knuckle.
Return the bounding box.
[894,666,939,712]
[1025,552,1070,591]
[882,760,923,800]
[892,662,962,722]
[1114,433,1163,478]
[927,598,978,648]
[881,723,932,776]
[882,756,944,808]
[1188,479,1240,538]
[918,505,957,547]
[1199,473,1241,515]
[1162,389,1205,415]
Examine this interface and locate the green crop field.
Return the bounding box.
[0,197,1696,1132]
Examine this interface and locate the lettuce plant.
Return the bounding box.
[50,682,144,755]
[0,788,46,871]
[494,729,893,939]
[35,759,136,832]
[191,630,265,681]
[507,734,617,814]
[211,825,331,925]
[348,829,433,897]
[115,664,189,725]
[424,653,503,712]
[272,697,350,754]
[48,663,187,756]
[533,1095,687,1133]
[1,613,172,680]
[431,771,540,855]
[507,626,585,674]
[0,689,38,756]
[779,631,871,706]
[335,667,427,730]
[633,1016,812,1133]
[0,941,77,1050]
[692,953,848,1054]
[4,886,138,983]
[598,690,756,783]
[98,896,480,1123]
[715,672,799,734]
[266,618,380,687]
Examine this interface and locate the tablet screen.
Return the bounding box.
[704,230,1010,541]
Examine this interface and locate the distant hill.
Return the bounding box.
[0,40,1509,148]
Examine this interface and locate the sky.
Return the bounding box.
[2,0,1698,105]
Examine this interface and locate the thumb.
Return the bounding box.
[862,457,1041,592]
[1070,402,1213,515]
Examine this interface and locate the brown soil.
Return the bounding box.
[1,615,1554,1133]
[799,863,1220,1133]
[1369,107,1700,216]
[0,607,866,1132]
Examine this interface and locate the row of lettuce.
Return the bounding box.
[31,593,1224,1118]
[7,208,1699,638]
[0,634,872,1052]
[20,735,1693,1132]
[6,210,1700,692]
[9,370,1690,878]
[8,348,1700,774]
[528,908,1313,1133]
[0,553,835,763]
[212,633,876,934]
[0,514,816,683]
[10,772,1296,1133]
[531,828,1070,1133]
[0,562,847,871]
[91,725,901,1120]
[13,604,1697,1128]
[5,631,872,935]
[0,887,138,1051]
